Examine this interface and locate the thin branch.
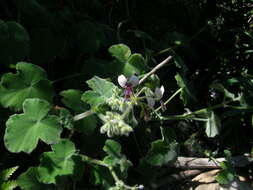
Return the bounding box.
[139,56,173,85]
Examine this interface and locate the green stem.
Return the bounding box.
[81,155,109,167]
[154,88,182,112]
[73,110,95,121]
[159,102,229,121]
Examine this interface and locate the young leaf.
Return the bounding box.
[205,111,221,138]
[82,76,117,108]
[108,44,131,63]
[0,62,54,111]
[37,139,84,184]
[4,98,62,153]
[17,167,56,190]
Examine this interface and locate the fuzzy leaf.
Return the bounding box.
[4,98,62,153]
[0,62,54,111]
[37,139,84,184]
[82,76,117,108]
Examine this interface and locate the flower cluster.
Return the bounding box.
[106,89,131,112]
[100,112,133,137]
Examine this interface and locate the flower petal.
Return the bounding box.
[129,75,139,87]
[147,97,155,108]
[155,85,165,99]
[118,74,127,88]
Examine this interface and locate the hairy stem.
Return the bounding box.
[139,56,173,85]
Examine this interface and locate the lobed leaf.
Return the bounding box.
[4,98,62,153]
[0,62,54,111]
[37,139,84,184]
[82,76,117,108]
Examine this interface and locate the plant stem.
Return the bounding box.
[139,56,173,85]
[73,110,95,121]
[81,155,109,167]
[159,102,230,121]
[154,88,182,112]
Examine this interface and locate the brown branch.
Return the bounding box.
[139,56,173,85]
[169,155,253,169]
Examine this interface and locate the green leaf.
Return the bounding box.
[103,140,122,159]
[144,140,178,166]
[123,53,148,76]
[0,181,18,190]
[75,114,98,135]
[60,89,88,113]
[103,140,132,179]
[59,108,74,130]
[37,139,84,184]
[205,111,220,138]
[175,73,197,105]
[4,98,62,153]
[108,44,131,63]
[144,127,178,166]
[0,166,18,182]
[17,167,56,190]
[0,62,54,111]
[91,165,114,189]
[0,20,29,66]
[82,76,117,108]
[216,170,234,185]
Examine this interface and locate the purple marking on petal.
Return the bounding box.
[160,100,166,111]
[124,85,133,99]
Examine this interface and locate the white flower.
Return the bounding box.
[155,85,165,99]
[117,74,139,88]
[118,75,128,88]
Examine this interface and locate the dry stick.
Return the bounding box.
[169,154,253,169]
[139,56,173,85]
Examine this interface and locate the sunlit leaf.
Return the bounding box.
[0,62,54,111]
[37,139,83,184]
[205,111,220,138]
[4,98,62,153]
[108,44,131,63]
[82,76,117,108]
